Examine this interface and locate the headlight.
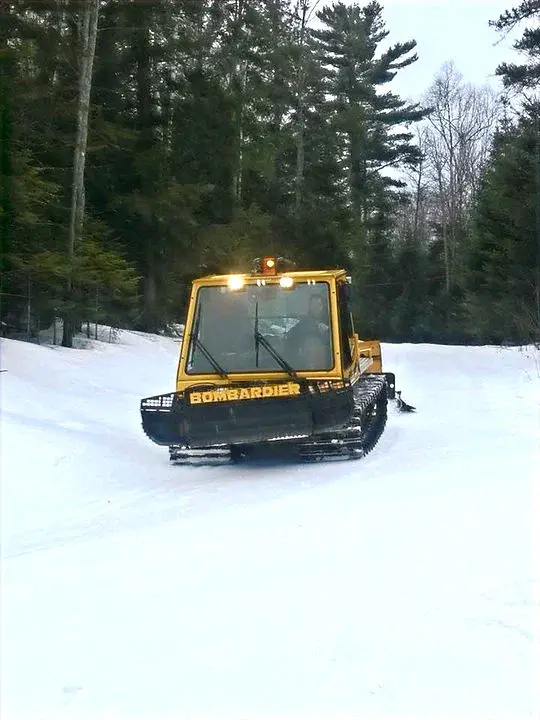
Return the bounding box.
[228,275,245,290]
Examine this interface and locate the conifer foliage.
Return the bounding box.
[467,0,540,343]
[0,0,538,346]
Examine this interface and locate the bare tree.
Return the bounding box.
[62,0,99,347]
[400,125,431,238]
[421,62,501,292]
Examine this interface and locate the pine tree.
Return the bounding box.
[391,228,431,342]
[312,1,426,219]
[491,0,540,89]
[466,107,539,343]
[310,1,428,334]
[5,0,467,343]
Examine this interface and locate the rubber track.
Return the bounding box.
[297,375,387,461]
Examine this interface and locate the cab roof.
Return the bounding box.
[193,268,349,285]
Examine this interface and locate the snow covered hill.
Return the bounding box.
[1,330,539,719]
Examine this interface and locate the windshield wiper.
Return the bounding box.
[190,303,228,379]
[254,329,300,381]
[194,337,229,379]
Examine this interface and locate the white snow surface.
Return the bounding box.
[1,330,539,719]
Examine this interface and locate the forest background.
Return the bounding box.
[0,0,538,347]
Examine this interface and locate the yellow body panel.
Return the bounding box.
[175,268,383,392]
[356,337,383,373]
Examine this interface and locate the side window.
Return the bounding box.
[338,282,353,368]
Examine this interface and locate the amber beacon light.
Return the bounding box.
[262,257,276,275]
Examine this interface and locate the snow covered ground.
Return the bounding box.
[1,329,539,719]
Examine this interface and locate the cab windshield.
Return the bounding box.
[186,281,333,373]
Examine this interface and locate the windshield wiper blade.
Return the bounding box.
[190,301,228,379]
[254,330,300,381]
[194,337,229,379]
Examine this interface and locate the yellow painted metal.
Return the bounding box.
[356,338,383,373]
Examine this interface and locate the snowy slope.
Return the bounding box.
[1,330,539,719]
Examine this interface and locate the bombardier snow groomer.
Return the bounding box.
[141,257,404,464]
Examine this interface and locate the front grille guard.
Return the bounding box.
[140,392,176,411]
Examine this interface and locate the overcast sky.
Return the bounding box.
[315,0,525,103]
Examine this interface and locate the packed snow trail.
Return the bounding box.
[1,331,539,719]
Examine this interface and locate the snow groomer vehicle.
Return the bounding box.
[140,256,412,464]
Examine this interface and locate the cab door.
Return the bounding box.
[337,281,355,373]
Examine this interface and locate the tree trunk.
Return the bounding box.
[230,59,248,211]
[350,132,367,220]
[228,0,248,212]
[0,48,13,328]
[534,110,540,346]
[295,1,308,216]
[132,7,158,331]
[413,153,424,236]
[62,0,99,347]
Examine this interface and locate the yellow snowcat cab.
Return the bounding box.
[140,257,401,464]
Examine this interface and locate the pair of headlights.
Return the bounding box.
[227,275,294,290]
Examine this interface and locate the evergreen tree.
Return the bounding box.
[312,1,426,218]
[466,106,539,343]
[491,0,540,89]
[1,0,140,339]
[7,0,489,345]
[310,1,428,333]
[390,228,431,342]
